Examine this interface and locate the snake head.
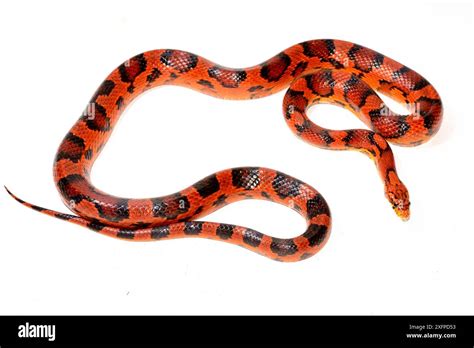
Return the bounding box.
[384,173,410,221]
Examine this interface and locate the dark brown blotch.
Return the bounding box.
[260,53,291,82]
[208,66,247,88]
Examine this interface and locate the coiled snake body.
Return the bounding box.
[6,39,443,261]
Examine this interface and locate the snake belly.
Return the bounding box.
[6,39,442,262]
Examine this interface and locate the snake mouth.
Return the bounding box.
[393,204,410,221]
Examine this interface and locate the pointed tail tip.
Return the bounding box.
[4,185,26,205]
[4,185,13,196]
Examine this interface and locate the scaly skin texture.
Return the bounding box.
[6,39,442,261]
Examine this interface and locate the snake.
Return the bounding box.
[6,39,443,262]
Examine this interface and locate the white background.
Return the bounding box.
[0,0,472,315]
